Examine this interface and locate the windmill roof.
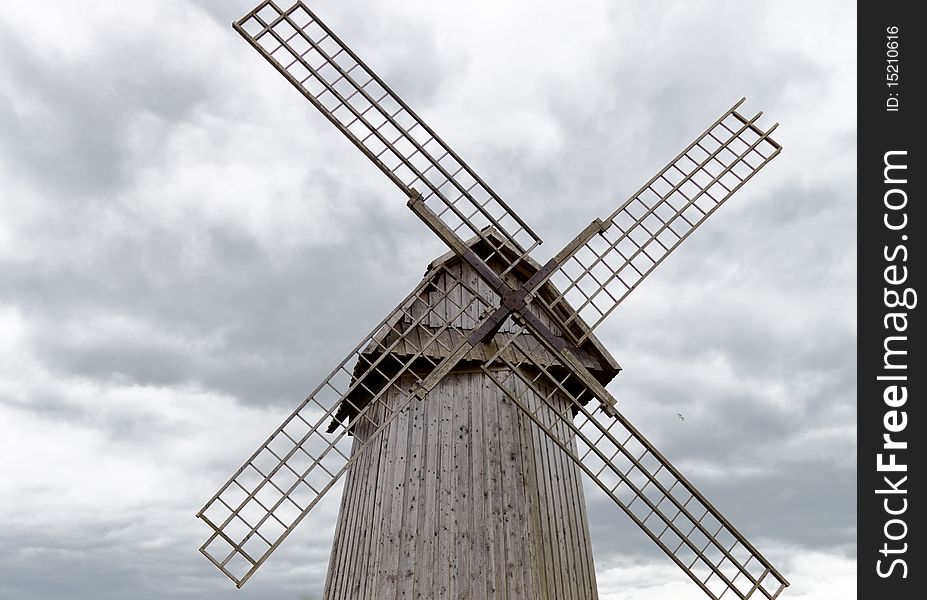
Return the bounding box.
[426,227,620,376]
[327,229,622,433]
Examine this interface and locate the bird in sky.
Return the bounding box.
[676,413,685,421]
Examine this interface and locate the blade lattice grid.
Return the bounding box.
[197,264,497,587]
[541,101,781,343]
[480,324,788,600]
[235,0,541,271]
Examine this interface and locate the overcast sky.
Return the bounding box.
[0,1,855,599]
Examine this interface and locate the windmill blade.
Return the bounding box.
[479,323,789,600]
[536,99,781,344]
[197,262,498,587]
[235,0,541,271]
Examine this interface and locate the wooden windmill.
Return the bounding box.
[197,2,790,599]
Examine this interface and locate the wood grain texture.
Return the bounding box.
[322,371,599,600]
[329,246,619,434]
[322,246,613,598]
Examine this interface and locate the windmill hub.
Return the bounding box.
[196,3,789,600]
[502,288,527,311]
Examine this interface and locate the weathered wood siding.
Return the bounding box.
[408,257,561,335]
[323,371,598,600]
[360,258,606,372]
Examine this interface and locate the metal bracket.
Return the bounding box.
[502,289,526,311]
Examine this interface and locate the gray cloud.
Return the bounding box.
[0,1,854,599]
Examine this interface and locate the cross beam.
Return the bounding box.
[407,192,618,417]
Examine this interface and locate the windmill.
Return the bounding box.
[197,2,789,599]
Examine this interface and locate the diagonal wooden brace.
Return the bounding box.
[407,190,618,415]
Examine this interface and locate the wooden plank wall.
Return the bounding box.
[322,371,599,600]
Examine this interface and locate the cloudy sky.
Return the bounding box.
[0,1,855,599]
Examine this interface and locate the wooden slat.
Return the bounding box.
[436,378,452,600]
[324,367,599,600]
[454,374,472,599]
[469,373,488,598]
[397,396,424,599]
[483,375,507,599]
[499,388,524,598]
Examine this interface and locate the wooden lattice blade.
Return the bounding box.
[197,263,497,587]
[537,99,781,344]
[479,324,789,600]
[234,0,541,271]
